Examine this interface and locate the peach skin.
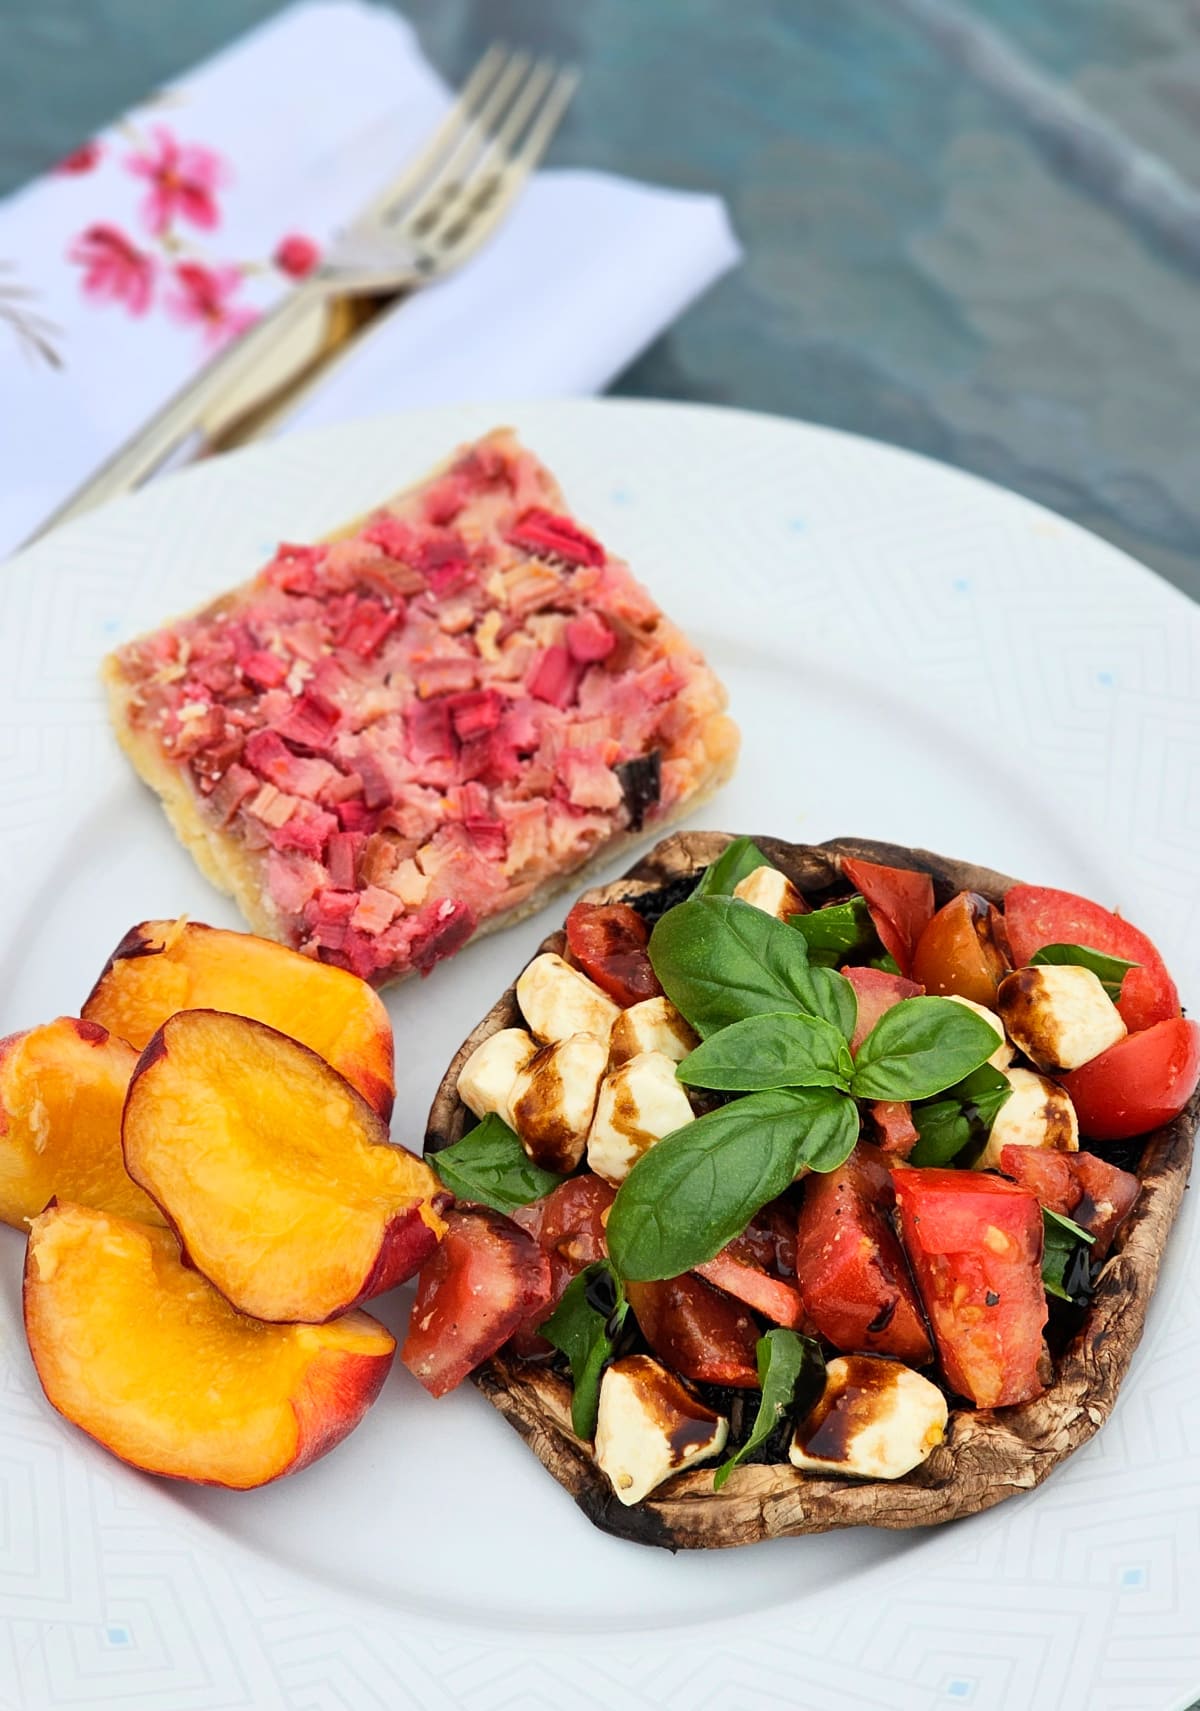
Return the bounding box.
[0,1018,164,1229]
[24,1203,396,1488]
[122,1009,447,1322]
[83,918,395,1118]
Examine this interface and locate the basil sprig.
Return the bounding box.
[788,895,879,967]
[1042,1207,1095,1303]
[1030,942,1139,1003]
[692,835,770,898]
[649,895,857,1038]
[677,1011,854,1093]
[539,1260,629,1440]
[713,1330,825,1491]
[430,1113,564,1214]
[606,1088,859,1281]
[848,998,1001,1102]
[909,1064,1013,1167]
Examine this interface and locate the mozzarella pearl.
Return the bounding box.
[974,1066,1079,1171]
[996,965,1126,1073]
[594,1355,728,1504]
[509,1033,609,1173]
[733,866,806,922]
[942,994,1013,1069]
[516,952,621,1046]
[789,1355,947,1480]
[455,1027,538,1129]
[609,996,699,1067]
[586,1051,696,1186]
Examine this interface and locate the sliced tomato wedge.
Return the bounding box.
[869,1099,919,1158]
[998,1144,1140,1256]
[401,1207,552,1397]
[794,1143,933,1363]
[1060,1018,1200,1142]
[693,1228,806,1329]
[508,1174,615,1355]
[564,900,662,1007]
[911,891,1010,1007]
[840,857,935,979]
[1003,884,1179,1034]
[624,1273,760,1387]
[840,966,923,1053]
[892,1169,1046,1408]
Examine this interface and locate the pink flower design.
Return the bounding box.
[273,233,321,280]
[56,140,103,175]
[68,223,156,315]
[126,126,227,236]
[166,260,257,347]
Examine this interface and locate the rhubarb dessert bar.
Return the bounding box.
[104,429,739,984]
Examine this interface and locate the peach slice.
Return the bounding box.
[122,1010,447,1322]
[24,1203,395,1488]
[83,919,395,1119]
[0,1018,163,1229]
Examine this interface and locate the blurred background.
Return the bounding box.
[3,0,1199,598]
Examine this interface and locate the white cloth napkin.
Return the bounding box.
[0,0,740,560]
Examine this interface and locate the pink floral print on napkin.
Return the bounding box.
[125,126,226,236]
[69,224,156,315]
[166,260,257,347]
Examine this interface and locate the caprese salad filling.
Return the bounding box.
[404,841,1199,1506]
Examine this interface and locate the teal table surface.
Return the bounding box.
[3,0,1200,601]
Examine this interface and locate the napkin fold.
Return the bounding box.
[0,0,740,559]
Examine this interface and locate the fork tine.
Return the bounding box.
[391,50,534,236]
[510,66,580,172]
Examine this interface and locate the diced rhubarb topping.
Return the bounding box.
[409,897,477,975]
[445,689,503,742]
[274,691,341,754]
[565,612,616,662]
[325,831,359,891]
[505,507,605,567]
[335,598,403,659]
[405,699,456,764]
[527,645,584,709]
[241,650,288,690]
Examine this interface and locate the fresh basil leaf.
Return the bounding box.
[539,1261,629,1441]
[677,1011,854,1093]
[909,1064,1014,1167]
[1041,1207,1095,1304]
[606,1087,859,1281]
[1030,942,1139,1003]
[788,895,879,967]
[649,896,821,1038]
[713,1330,826,1491]
[692,836,772,898]
[850,997,1001,1102]
[431,1113,564,1213]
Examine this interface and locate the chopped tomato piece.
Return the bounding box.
[912,891,1010,1007]
[624,1274,760,1387]
[508,1174,615,1355]
[1060,1018,1200,1142]
[693,1230,806,1329]
[794,1144,933,1363]
[564,900,662,1006]
[840,857,935,978]
[840,966,923,1053]
[1003,884,1179,1034]
[401,1207,552,1397]
[998,1144,1140,1256]
[870,1099,919,1158]
[892,1169,1046,1408]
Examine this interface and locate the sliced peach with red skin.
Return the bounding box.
[0,1018,163,1229]
[83,919,395,1119]
[122,1010,447,1322]
[24,1203,395,1488]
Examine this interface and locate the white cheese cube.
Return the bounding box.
[516,952,621,1046]
[942,994,1013,1069]
[594,1354,728,1504]
[733,866,806,921]
[455,1027,537,1129]
[609,996,698,1067]
[509,1032,608,1173]
[788,1355,947,1480]
[996,965,1126,1073]
[586,1051,696,1186]
[974,1066,1079,1171]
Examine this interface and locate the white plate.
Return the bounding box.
[2,399,1197,1711]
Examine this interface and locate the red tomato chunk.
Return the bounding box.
[893,1170,1046,1409]
[508,1174,615,1356]
[564,901,662,1006]
[998,1145,1140,1256]
[840,857,935,979]
[1003,884,1179,1034]
[1061,1019,1200,1143]
[912,891,1010,1007]
[624,1274,760,1388]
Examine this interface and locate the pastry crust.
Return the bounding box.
[426,832,1198,1549]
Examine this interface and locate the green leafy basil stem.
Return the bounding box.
[539,1261,629,1440]
[1042,1207,1096,1304]
[713,1330,826,1490]
[1030,943,1139,1003]
[849,997,1002,1102]
[430,1112,565,1214]
[788,895,880,967]
[606,1088,860,1282]
[909,1064,1014,1167]
[676,1011,854,1094]
[692,836,771,899]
